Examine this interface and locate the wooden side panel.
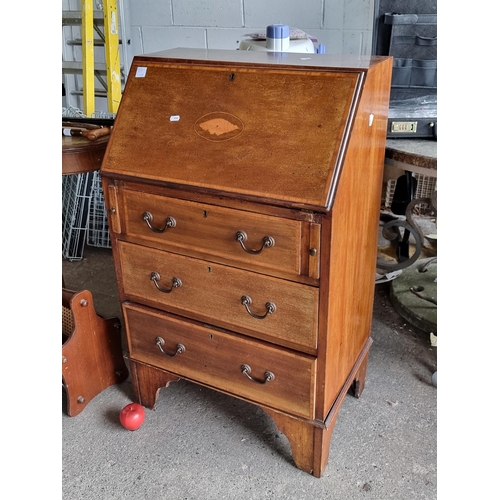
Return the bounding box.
[316,58,392,417]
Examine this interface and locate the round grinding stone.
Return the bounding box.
[390,257,437,334]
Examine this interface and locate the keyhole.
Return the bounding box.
[207,266,211,273]
[229,73,235,81]
[203,210,208,218]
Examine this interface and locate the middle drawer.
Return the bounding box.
[118,241,319,351]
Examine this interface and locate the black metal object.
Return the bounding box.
[390,172,417,261]
[377,194,436,272]
[372,1,437,61]
[372,1,437,139]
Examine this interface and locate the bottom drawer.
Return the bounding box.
[123,303,317,419]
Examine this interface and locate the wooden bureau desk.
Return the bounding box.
[101,48,392,477]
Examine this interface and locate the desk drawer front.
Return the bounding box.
[120,189,304,276]
[124,304,316,419]
[118,241,318,350]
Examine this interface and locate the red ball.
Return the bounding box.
[119,403,145,431]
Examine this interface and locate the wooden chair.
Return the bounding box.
[62,288,128,416]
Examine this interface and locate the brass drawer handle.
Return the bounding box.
[241,364,275,384]
[150,271,182,293]
[241,295,276,319]
[235,230,275,254]
[143,211,176,233]
[155,337,185,357]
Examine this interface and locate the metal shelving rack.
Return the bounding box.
[62,0,131,116]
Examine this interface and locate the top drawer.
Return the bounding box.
[113,188,319,279]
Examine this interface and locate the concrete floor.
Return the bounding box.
[62,245,437,500]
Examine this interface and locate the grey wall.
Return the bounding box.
[62,0,376,115]
[127,0,375,58]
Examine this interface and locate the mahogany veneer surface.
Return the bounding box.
[101,47,392,477]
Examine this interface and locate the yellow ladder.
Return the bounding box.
[81,0,121,116]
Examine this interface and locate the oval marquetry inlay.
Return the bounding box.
[194,112,244,141]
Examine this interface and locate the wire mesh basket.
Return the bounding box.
[62,107,113,259]
[62,172,94,261]
[383,172,437,216]
[87,172,111,249]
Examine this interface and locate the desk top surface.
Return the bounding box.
[138,47,391,71]
[385,139,437,170]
